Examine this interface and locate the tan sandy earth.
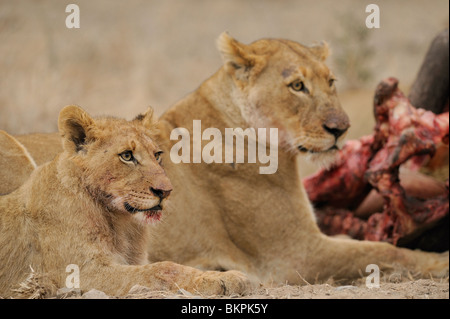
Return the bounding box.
[50,278,448,299]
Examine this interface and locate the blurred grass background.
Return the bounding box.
[0,1,448,153]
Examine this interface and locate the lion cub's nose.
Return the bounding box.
[150,187,172,199]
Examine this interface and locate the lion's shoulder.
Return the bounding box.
[0,130,36,194]
[15,132,62,166]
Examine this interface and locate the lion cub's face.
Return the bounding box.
[58,106,172,223]
[218,33,350,166]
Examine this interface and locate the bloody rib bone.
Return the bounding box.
[304,77,449,247]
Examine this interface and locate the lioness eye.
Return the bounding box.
[155,151,163,163]
[289,80,308,93]
[119,151,134,162]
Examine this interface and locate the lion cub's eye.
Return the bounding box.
[329,78,336,87]
[119,150,134,162]
[155,151,163,164]
[289,80,308,93]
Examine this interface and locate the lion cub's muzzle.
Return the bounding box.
[150,187,171,200]
[124,185,173,224]
[124,186,172,213]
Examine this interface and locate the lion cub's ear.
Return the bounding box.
[133,107,157,130]
[309,41,330,62]
[58,105,96,153]
[216,32,265,81]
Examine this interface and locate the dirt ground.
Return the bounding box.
[0,1,448,300]
[153,280,450,299]
[53,278,448,299]
[3,264,449,299]
[240,280,449,299]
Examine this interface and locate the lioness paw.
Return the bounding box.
[427,251,449,278]
[412,250,449,278]
[193,270,252,296]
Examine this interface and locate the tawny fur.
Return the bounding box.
[4,34,449,285]
[0,130,36,195]
[16,132,63,167]
[0,105,250,298]
[147,33,448,283]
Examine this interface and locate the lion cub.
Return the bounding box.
[0,105,250,298]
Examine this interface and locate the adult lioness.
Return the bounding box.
[0,105,249,298]
[145,33,448,283]
[4,34,449,284]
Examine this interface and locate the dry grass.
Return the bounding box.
[9,266,55,299]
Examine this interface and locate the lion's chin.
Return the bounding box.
[133,209,163,225]
[302,148,339,170]
[123,202,163,224]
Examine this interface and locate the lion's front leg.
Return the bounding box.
[300,234,449,283]
[81,261,252,297]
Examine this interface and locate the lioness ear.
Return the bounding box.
[58,105,95,153]
[133,107,157,130]
[216,32,265,80]
[309,41,330,62]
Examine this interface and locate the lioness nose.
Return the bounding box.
[323,124,348,140]
[322,111,350,140]
[150,187,172,199]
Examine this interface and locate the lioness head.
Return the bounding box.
[217,32,350,166]
[58,105,172,223]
